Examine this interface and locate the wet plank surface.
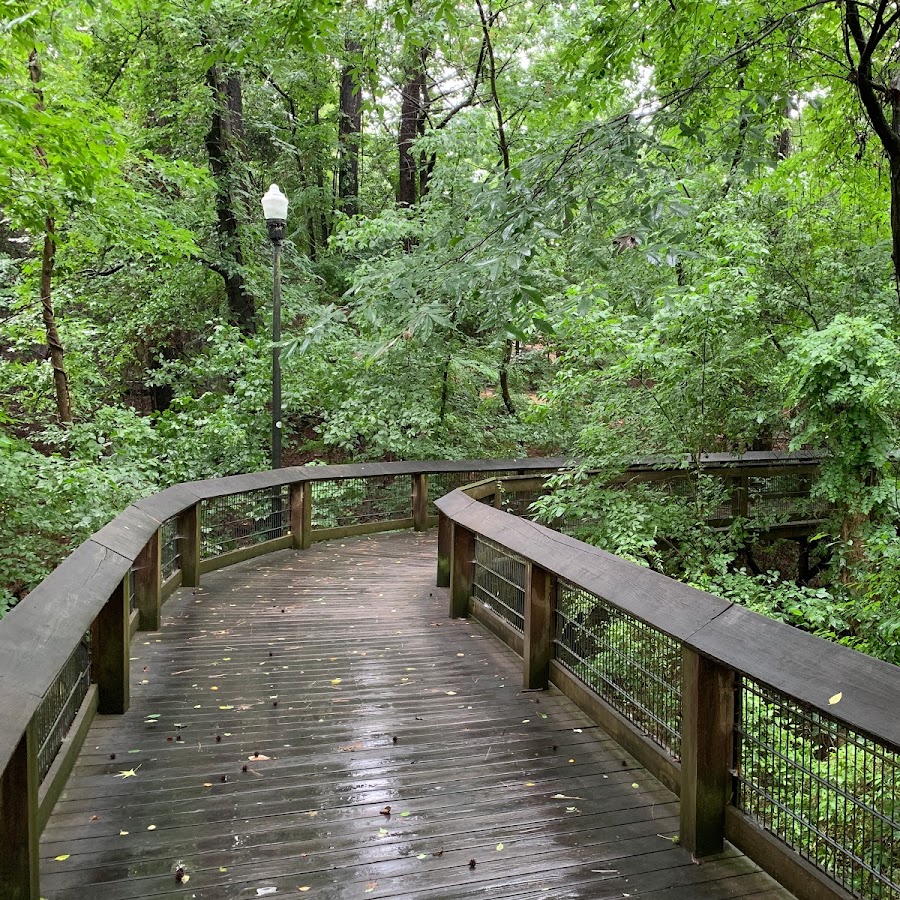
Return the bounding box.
[40,532,792,899]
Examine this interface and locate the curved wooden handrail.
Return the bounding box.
[436,487,900,751]
[0,449,832,899]
[0,456,570,774]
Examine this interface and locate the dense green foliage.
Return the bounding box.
[3,0,900,662]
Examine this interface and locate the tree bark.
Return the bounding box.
[338,39,363,216]
[205,62,255,334]
[499,339,515,415]
[397,50,428,207]
[28,50,73,425]
[844,1,900,293]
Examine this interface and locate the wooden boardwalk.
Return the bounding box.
[39,533,792,899]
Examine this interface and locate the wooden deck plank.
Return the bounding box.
[40,532,793,899]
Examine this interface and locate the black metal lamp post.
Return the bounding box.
[261,184,288,469]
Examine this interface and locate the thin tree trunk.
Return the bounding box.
[338,39,362,215]
[28,50,73,424]
[499,340,515,415]
[205,62,255,334]
[475,0,510,176]
[439,353,451,425]
[845,1,900,294]
[312,105,330,244]
[39,225,73,423]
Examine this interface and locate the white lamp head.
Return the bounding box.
[261,184,289,223]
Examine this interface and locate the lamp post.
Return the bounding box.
[261,184,288,469]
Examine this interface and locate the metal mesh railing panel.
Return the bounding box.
[427,470,518,512]
[472,537,526,633]
[201,486,290,559]
[748,473,818,519]
[161,516,180,581]
[736,677,900,899]
[35,633,91,783]
[310,475,411,529]
[497,486,546,518]
[553,579,682,758]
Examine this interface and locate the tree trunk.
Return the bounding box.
[845,1,900,292]
[39,223,73,424]
[499,340,515,415]
[313,105,330,244]
[338,40,363,216]
[397,53,427,207]
[28,50,73,425]
[205,62,255,335]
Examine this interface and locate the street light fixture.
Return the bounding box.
[261,184,288,469]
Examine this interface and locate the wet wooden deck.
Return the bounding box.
[39,532,793,899]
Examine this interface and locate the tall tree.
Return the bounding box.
[204,58,255,334]
[338,38,363,215]
[28,50,73,424]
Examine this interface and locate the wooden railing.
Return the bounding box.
[0,456,566,899]
[437,468,899,900]
[0,449,834,899]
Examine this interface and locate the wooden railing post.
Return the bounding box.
[179,501,202,587]
[680,646,734,857]
[412,473,429,532]
[436,511,452,587]
[134,530,161,632]
[449,523,475,618]
[523,562,554,690]
[290,481,313,550]
[289,481,310,550]
[0,720,39,899]
[95,578,130,715]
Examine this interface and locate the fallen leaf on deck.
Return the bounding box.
[400,811,411,817]
[114,768,139,779]
[496,842,504,851]
[631,782,640,788]
[445,691,457,695]
[297,888,311,893]
[55,855,70,861]
[219,705,235,710]
[829,692,843,705]
[330,678,342,685]
[417,853,427,860]
[378,827,389,836]
[147,824,156,830]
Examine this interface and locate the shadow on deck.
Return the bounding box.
[39,533,791,899]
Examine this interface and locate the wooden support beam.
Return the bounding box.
[449,523,475,618]
[0,721,39,900]
[436,511,451,587]
[134,530,161,632]
[523,562,554,690]
[412,473,429,532]
[293,482,313,550]
[289,482,304,550]
[680,646,735,856]
[179,502,202,587]
[95,579,130,715]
